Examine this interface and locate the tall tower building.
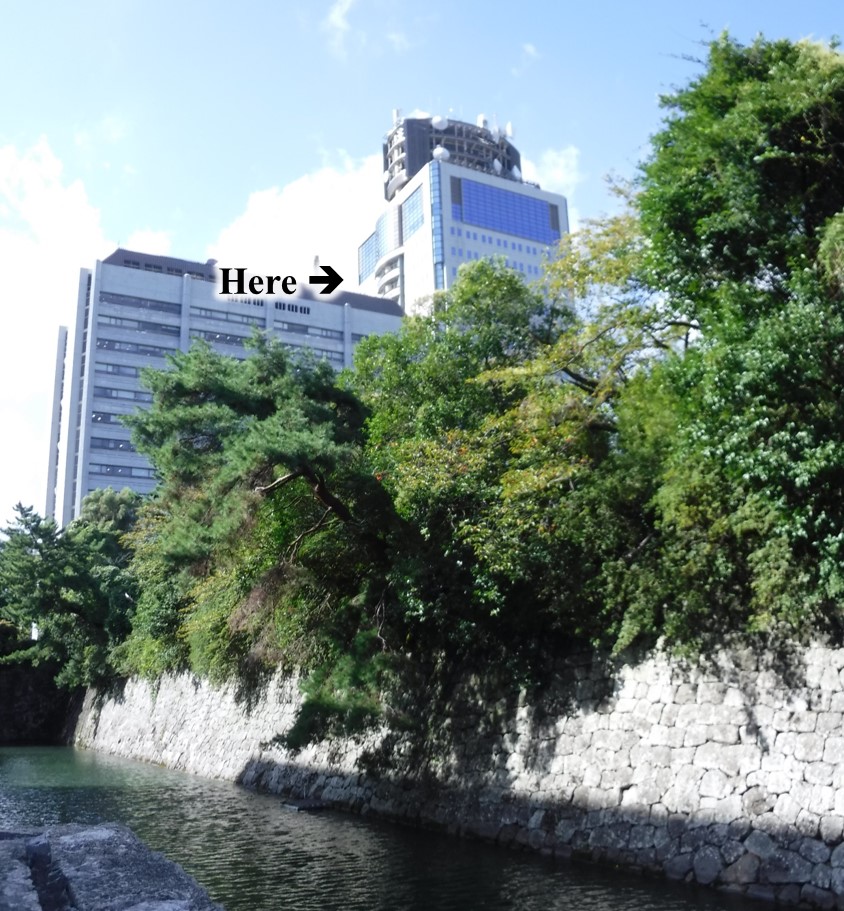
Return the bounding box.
[53,248,402,525]
[357,112,568,314]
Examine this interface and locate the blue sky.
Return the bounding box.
[0,0,839,526]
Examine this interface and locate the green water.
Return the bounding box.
[0,747,753,910]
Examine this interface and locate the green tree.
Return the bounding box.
[0,488,140,687]
[120,336,403,730]
[639,34,844,322]
[351,255,664,662]
[622,35,844,647]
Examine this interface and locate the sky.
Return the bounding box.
[0,0,839,528]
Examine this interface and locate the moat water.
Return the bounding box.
[0,746,756,910]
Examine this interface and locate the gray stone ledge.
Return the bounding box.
[0,824,222,911]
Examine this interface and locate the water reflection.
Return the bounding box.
[0,747,749,911]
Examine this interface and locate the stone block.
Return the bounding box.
[775,731,798,756]
[674,684,697,705]
[820,815,844,843]
[798,838,831,864]
[655,832,679,862]
[600,767,634,790]
[677,704,714,727]
[693,742,761,776]
[761,848,814,884]
[721,839,744,865]
[721,852,760,884]
[807,785,834,816]
[795,809,820,839]
[662,784,701,815]
[650,803,668,825]
[816,712,843,733]
[683,724,709,748]
[800,884,836,910]
[830,866,844,894]
[700,769,731,799]
[745,829,777,859]
[692,844,723,884]
[628,824,655,850]
[773,710,818,733]
[708,724,740,745]
[710,704,750,726]
[794,732,825,762]
[805,762,834,787]
[621,783,663,809]
[776,883,803,904]
[746,883,776,902]
[822,736,844,765]
[697,682,728,705]
[760,771,792,794]
[773,793,803,825]
[647,724,686,748]
[669,746,696,767]
[664,853,693,880]
[812,863,832,889]
[704,795,743,823]
[830,843,844,868]
[613,697,637,713]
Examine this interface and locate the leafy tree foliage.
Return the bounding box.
[639,34,844,318]
[0,489,140,687]
[623,35,844,648]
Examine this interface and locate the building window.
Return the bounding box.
[100,291,181,316]
[98,315,180,336]
[90,437,136,452]
[401,185,424,240]
[91,411,125,424]
[89,463,157,480]
[96,338,177,358]
[93,386,154,403]
[453,178,562,245]
[190,330,247,347]
[96,363,139,378]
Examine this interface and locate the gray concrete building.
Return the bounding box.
[49,248,402,525]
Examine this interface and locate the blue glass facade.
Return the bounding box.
[429,163,444,290]
[401,186,424,240]
[358,232,380,283]
[451,178,561,245]
[358,209,403,283]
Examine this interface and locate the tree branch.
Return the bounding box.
[256,465,355,524]
[287,508,334,559]
[255,470,304,494]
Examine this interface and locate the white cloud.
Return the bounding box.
[208,152,385,294]
[0,139,113,525]
[522,145,583,230]
[321,0,359,57]
[511,41,541,77]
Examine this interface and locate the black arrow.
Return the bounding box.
[308,264,343,295]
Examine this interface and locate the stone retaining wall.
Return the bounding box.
[72,644,844,908]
